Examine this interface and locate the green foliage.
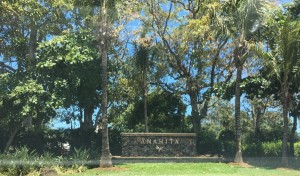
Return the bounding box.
[109,129,122,156]
[0,146,39,176]
[295,142,300,157]
[243,142,263,157]
[11,128,66,156]
[197,128,223,155]
[0,0,70,63]
[219,129,235,142]
[71,148,89,170]
[36,29,101,128]
[37,29,97,67]
[40,151,54,166]
[6,128,122,158]
[219,130,236,157]
[66,128,122,156]
[222,76,273,100]
[124,91,187,132]
[243,141,299,157]
[261,141,282,157]
[0,74,56,124]
[0,145,92,176]
[286,0,300,19]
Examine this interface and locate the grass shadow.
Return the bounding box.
[243,157,300,170]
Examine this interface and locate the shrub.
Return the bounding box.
[0,146,39,176]
[197,129,223,155]
[219,129,235,157]
[261,141,282,157]
[109,129,122,156]
[243,141,284,157]
[221,141,236,157]
[219,129,235,142]
[66,128,122,157]
[70,147,90,169]
[0,146,90,176]
[243,142,263,157]
[3,128,123,159]
[294,142,300,157]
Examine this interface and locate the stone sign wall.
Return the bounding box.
[121,133,197,157]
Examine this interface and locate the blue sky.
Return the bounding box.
[279,0,292,3]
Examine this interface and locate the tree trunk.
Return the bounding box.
[281,97,289,166]
[144,80,148,132]
[255,107,262,137]
[28,20,37,71]
[79,108,84,129]
[25,20,37,127]
[253,104,262,140]
[83,105,94,130]
[189,91,200,133]
[199,100,209,122]
[281,76,290,166]
[100,0,112,168]
[143,68,148,132]
[234,49,243,163]
[290,115,297,157]
[4,127,19,153]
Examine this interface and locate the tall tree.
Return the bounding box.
[222,0,270,163]
[134,32,154,132]
[86,0,140,167]
[97,0,134,167]
[99,0,111,167]
[36,29,101,130]
[0,0,70,152]
[145,0,232,133]
[261,15,300,166]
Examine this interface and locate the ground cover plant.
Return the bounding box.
[0,146,90,176]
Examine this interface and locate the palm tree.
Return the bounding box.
[135,42,150,132]
[99,0,112,168]
[262,17,300,166]
[222,0,270,163]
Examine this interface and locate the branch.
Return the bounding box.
[171,0,188,11]
[0,62,15,73]
[148,1,189,77]
[210,37,229,91]
[163,1,173,36]
[150,79,186,95]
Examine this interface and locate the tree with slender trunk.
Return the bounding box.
[97,0,139,167]
[255,8,300,165]
[99,0,112,168]
[222,0,270,163]
[233,48,245,163]
[134,35,150,132]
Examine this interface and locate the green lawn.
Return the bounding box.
[68,163,300,176]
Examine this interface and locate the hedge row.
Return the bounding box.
[3,128,300,158]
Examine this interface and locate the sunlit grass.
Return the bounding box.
[69,163,300,176]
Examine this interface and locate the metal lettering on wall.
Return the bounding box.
[121,133,197,157]
[135,138,181,145]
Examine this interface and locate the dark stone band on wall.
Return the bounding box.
[121,133,197,157]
